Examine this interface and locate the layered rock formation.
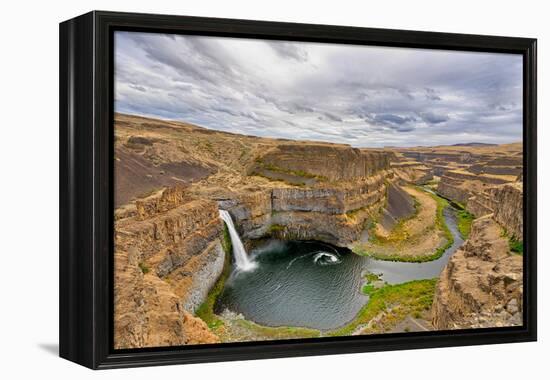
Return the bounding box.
[396,144,522,211]
[255,143,391,181]
[218,172,389,247]
[392,163,433,184]
[467,183,523,239]
[432,216,523,329]
[114,247,220,348]
[490,183,523,239]
[398,143,524,331]
[389,154,434,185]
[114,186,224,348]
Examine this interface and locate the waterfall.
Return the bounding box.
[219,210,257,271]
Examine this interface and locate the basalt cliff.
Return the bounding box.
[431,216,523,329]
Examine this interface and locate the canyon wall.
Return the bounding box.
[466,183,523,239]
[434,165,523,239]
[114,186,224,348]
[432,216,523,329]
[436,177,472,204]
[114,247,220,348]
[437,170,516,205]
[490,183,523,239]
[217,174,389,246]
[218,147,392,247]
[257,143,391,181]
[399,144,524,331]
[391,162,434,185]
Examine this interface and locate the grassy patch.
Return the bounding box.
[362,284,377,295]
[456,209,474,239]
[509,237,524,255]
[138,262,150,274]
[364,272,382,283]
[234,319,320,339]
[329,279,437,336]
[195,224,232,330]
[355,189,454,263]
[355,247,446,263]
[500,228,524,255]
[267,224,285,234]
[361,271,385,296]
[428,192,454,260]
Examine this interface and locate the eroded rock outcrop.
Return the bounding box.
[488,183,523,239]
[432,216,523,330]
[114,248,220,349]
[437,176,473,204]
[217,190,273,240]
[391,161,434,185]
[216,172,390,247]
[255,143,391,181]
[114,186,225,348]
[465,183,523,239]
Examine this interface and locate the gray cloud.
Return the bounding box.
[114,31,523,147]
[424,88,442,101]
[267,41,309,62]
[321,112,344,122]
[419,111,449,124]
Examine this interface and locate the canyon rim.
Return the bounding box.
[112,32,524,349]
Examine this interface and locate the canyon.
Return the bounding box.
[390,144,524,329]
[113,113,524,348]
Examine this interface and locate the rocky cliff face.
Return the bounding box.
[437,177,473,204]
[465,183,523,239]
[256,143,391,181]
[391,161,434,185]
[217,190,273,240]
[437,169,517,205]
[114,186,224,348]
[398,144,525,331]
[432,216,523,330]
[488,183,523,239]
[114,248,219,349]
[217,172,389,247]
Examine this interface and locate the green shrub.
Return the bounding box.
[456,209,474,239]
[509,237,524,255]
[329,279,437,336]
[268,224,285,234]
[138,262,150,274]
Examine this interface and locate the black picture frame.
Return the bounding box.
[59,10,537,369]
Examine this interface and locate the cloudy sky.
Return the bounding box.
[114,31,523,148]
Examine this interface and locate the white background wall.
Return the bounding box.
[0,0,546,378]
